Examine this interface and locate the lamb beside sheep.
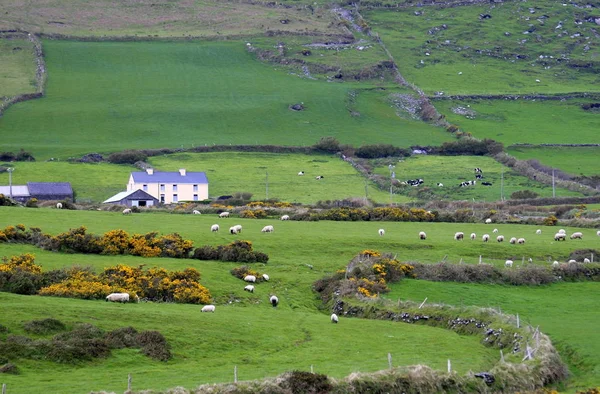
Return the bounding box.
[454,232,464,241]
[201,305,216,313]
[261,225,274,233]
[230,224,242,234]
[211,224,220,232]
[219,211,230,218]
[419,231,427,240]
[570,232,583,240]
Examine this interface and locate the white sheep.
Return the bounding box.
[281,215,290,221]
[378,229,385,236]
[570,232,583,239]
[211,224,220,232]
[106,293,130,303]
[536,229,542,235]
[497,235,504,242]
[298,171,304,176]
[583,258,591,263]
[201,305,216,313]
[261,225,274,233]
[193,210,201,215]
[244,275,256,283]
[482,234,490,242]
[454,232,464,241]
[229,226,238,235]
[262,274,270,281]
[270,295,279,307]
[122,208,132,215]
[470,233,476,240]
[558,229,566,234]
[219,211,230,218]
[554,233,566,241]
[505,260,513,268]
[485,218,492,224]
[597,230,600,237]
[568,259,577,264]
[517,238,526,244]
[419,231,427,240]
[233,224,243,233]
[56,202,63,209]
[493,228,498,233]
[331,313,339,324]
[244,285,255,293]
[509,237,517,244]
[552,261,560,268]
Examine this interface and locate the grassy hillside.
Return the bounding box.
[0,36,36,98]
[364,4,600,95]
[387,280,600,391]
[437,99,600,146]
[0,40,451,160]
[507,146,600,177]
[373,155,583,200]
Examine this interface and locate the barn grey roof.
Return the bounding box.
[0,185,30,197]
[103,189,158,203]
[27,182,73,196]
[131,171,208,184]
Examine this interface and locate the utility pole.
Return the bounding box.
[500,168,504,201]
[266,171,269,200]
[552,168,556,198]
[7,167,14,198]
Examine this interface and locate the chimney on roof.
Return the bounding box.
[179,169,186,176]
[146,168,154,175]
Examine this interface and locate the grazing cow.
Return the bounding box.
[437,183,444,187]
[481,182,493,186]
[474,168,483,173]
[406,179,424,187]
[475,174,483,179]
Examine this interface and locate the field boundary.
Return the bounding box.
[431,93,600,101]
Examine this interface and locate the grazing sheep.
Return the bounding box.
[497,235,504,243]
[281,215,290,221]
[536,229,542,235]
[437,183,444,187]
[570,232,583,240]
[568,259,577,264]
[123,208,132,215]
[106,293,130,303]
[509,237,517,244]
[244,275,256,283]
[470,233,476,240]
[261,225,274,233]
[493,228,498,233]
[315,175,324,180]
[211,224,220,232]
[378,229,385,236]
[298,171,304,176]
[485,218,492,224]
[193,210,201,215]
[597,230,600,237]
[482,234,490,242]
[554,233,566,241]
[505,260,513,268]
[229,226,238,235]
[56,202,63,209]
[517,238,526,244]
[584,258,591,263]
[552,261,560,268]
[558,229,566,234]
[262,274,270,281]
[269,295,279,307]
[234,224,243,233]
[244,285,255,293]
[201,305,216,313]
[419,231,427,240]
[331,313,339,324]
[454,232,464,241]
[219,211,230,218]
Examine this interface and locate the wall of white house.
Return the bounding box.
[128,181,208,204]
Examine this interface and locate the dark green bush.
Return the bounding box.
[437,138,503,156]
[107,150,148,164]
[312,137,342,153]
[568,249,599,262]
[104,327,139,349]
[282,371,332,394]
[136,330,172,361]
[510,190,540,200]
[23,318,66,335]
[0,362,19,374]
[355,144,410,159]
[25,198,38,208]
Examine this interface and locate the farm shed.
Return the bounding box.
[103,189,159,207]
[127,168,208,204]
[0,185,31,202]
[27,182,74,201]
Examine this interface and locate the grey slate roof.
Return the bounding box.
[131,171,208,184]
[103,189,158,203]
[27,182,73,196]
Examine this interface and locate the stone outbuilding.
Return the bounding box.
[103,189,159,207]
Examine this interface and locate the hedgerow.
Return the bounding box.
[192,240,269,263]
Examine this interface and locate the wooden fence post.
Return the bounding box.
[447,359,451,373]
[234,366,238,383]
[2,383,7,394]
[419,297,428,309]
[127,374,132,392]
[388,353,392,369]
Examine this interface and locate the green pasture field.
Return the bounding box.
[0,208,598,391]
[372,155,582,200]
[148,152,401,204]
[386,280,600,391]
[0,37,36,98]
[0,1,340,38]
[437,99,600,146]
[363,4,600,95]
[507,146,600,177]
[0,40,451,160]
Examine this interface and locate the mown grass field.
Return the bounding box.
[0,208,599,392]
[507,146,600,177]
[0,37,36,98]
[364,4,600,95]
[386,280,600,391]
[0,0,340,38]
[372,155,582,200]
[436,99,600,146]
[0,40,451,160]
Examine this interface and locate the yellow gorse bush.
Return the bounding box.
[0,253,41,273]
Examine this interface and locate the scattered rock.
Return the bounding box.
[279,19,289,24]
[474,372,495,385]
[289,103,305,111]
[78,153,104,163]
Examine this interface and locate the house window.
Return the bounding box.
[160,194,165,203]
[193,184,198,192]
[143,184,148,192]
[173,184,178,192]
[160,184,165,192]
[193,194,198,201]
[173,194,178,203]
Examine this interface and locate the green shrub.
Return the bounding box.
[510,190,539,200]
[107,150,148,164]
[355,144,410,159]
[312,137,342,153]
[0,362,19,374]
[104,327,139,349]
[136,330,172,361]
[281,371,332,394]
[23,318,66,335]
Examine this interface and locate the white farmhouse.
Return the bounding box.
[127,168,208,204]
